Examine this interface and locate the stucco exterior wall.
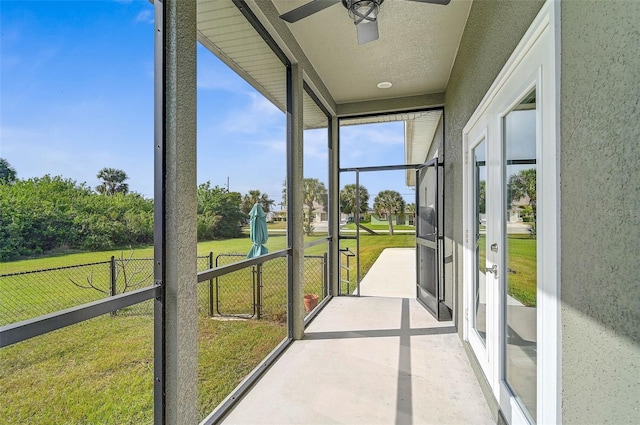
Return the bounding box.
[444,0,544,332]
[442,0,544,416]
[560,1,640,423]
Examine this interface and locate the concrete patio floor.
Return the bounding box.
[221,249,493,425]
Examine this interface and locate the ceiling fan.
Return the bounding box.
[279,0,451,45]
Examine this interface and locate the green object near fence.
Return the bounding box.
[247,203,268,259]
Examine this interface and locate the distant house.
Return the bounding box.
[370,212,413,226]
[508,195,532,223]
[303,201,327,223]
[272,202,328,223]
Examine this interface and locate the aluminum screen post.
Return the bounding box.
[157,0,198,423]
[329,117,340,297]
[286,63,305,340]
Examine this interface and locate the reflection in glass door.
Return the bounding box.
[503,90,538,422]
[473,139,487,345]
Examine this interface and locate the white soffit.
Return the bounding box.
[405,110,443,186]
[304,90,328,129]
[339,109,442,186]
[197,0,331,129]
[197,0,286,110]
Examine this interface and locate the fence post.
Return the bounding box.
[323,253,328,298]
[346,254,351,294]
[110,256,117,297]
[208,251,214,317]
[256,263,262,320]
[110,256,117,316]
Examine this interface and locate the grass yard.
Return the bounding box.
[341,223,415,231]
[339,234,415,293]
[0,311,285,424]
[478,235,537,307]
[505,235,537,307]
[0,234,297,275]
[0,233,411,423]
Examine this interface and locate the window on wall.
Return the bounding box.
[0,1,156,422]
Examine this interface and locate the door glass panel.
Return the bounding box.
[473,139,487,344]
[503,90,537,421]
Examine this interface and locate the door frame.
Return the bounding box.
[338,163,432,297]
[415,158,450,321]
[462,1,560,424]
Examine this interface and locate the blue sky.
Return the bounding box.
[1,0,412,206]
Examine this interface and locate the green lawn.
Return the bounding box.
[0,234,295,275]
[0,234,411,423]
[505,235,537,307]
[478,235,537,307]
[0,312,285,424]
[341,223,415,231]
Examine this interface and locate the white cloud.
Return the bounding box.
[303,129,329,160]
[197,68,246,93]
[135,9,154,24]
[217,92,284,135]
[341,124,404,148]
[253,139,286,153]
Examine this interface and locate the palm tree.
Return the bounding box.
[405,203,416,225]
[241,189,275,214]
[508,168,536,217]
[0,158,17,184]
[340,184,369,219]
[373,190,406,235]
[303,178,327,225]
[96,167,129,195]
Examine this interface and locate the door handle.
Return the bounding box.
[485,264,499,278]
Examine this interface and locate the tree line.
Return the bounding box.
[0,161,255,261]
[0,157,443,260]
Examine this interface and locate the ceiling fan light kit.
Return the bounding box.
[344,0,383,25]
[344,0,383,44]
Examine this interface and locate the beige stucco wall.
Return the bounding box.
[560,1,640,423]
[442,0,545,417]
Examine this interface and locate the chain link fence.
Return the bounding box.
[0,254,210,326]
[1,252,328,326]
[208,253,328,321]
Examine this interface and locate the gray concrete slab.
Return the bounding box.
[222,250,493,425]
[357,248,417,298]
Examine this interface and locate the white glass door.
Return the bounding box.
[463,3,559,424]
[465,126,492,379]
[466,86,540,424]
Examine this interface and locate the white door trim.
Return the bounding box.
[462,1,560,424]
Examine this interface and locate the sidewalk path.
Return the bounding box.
[358,248,416,298]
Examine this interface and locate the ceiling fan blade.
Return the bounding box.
[279,0,342,23]
[356,20,379,45]
[406,0,451,5]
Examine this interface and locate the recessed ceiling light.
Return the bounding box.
[377,81,392,89]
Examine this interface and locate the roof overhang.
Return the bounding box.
[196,0,469,176]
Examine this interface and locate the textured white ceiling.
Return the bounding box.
[273,0,472,104]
